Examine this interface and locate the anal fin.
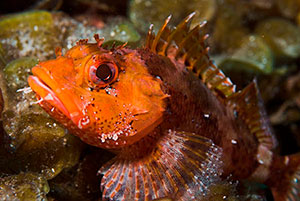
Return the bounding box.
[267,154,300,201]
[99,130,223,201]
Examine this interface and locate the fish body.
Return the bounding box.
[28,14,300,200]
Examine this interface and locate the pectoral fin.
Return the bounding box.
[99,130,223,200]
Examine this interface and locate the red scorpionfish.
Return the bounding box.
[28,13,300,201]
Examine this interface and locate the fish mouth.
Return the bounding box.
[28,66,81,124]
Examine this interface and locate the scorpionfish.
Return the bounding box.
[28,13,300,200]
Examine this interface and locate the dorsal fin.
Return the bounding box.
[145,14,275,150]
[227,80,277,150]
[145,13,236,98]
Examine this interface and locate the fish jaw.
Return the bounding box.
[28,66,82,125]
[28,75,69,117]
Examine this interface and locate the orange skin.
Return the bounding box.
[27,14,300,199]
[28,40,167,149]
[27,35,300,201]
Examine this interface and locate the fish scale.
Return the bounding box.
[28,13,300,201]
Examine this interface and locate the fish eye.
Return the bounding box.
[89,62,118,87]
[96,64,113,82]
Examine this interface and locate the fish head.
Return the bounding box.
[28,38,166,149]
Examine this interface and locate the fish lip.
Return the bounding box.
[28,75,71,119]
[29,66,83,125]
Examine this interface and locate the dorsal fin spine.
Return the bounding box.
[151,15,172,52]
[175,25,201,55]
[158,27,173,55]
[145,24,154,49]
[195,63,207,77]
[160,13,196,55]
[181,45,209,74]
[145,14,236,98]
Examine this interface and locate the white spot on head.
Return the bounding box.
[258,159,264,164]
[112,134,118,141]
[44,93,54,101]
[70,112,80,118]
[81,117,90,126]
[231,139,237,144]
[77,123,82,129]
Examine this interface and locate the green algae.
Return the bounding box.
[212,0,249,53]
[0,172,49,201]
[129,0,216,32]
[4,57,38,91]
[49,148,114,201]
[1,111,83,179]
[0,11,59,62]
[104,19,141,43]
[0,57,84,180]
[219,35,273,74]
[255,18,300,59]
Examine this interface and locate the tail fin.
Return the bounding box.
[99,130,223,201]
[268,154,300,201]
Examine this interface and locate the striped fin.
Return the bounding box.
[266,154,300,201]
[99,130,223,201]
[145,13,236,98]
[227,80,277,150]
